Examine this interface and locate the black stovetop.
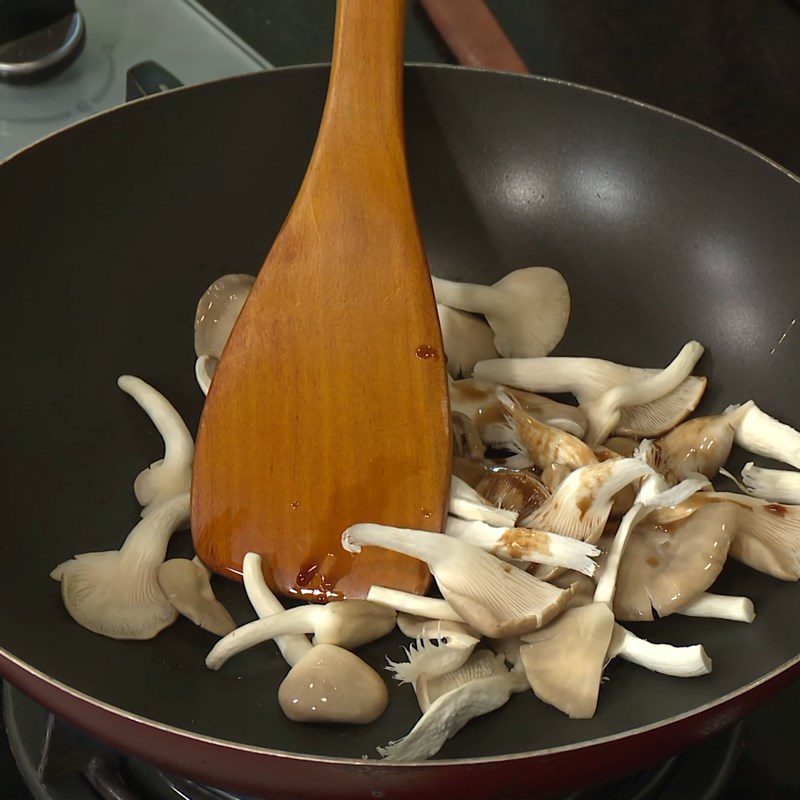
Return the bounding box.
[2,1,800,797]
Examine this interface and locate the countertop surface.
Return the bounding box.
[2,1,800,798]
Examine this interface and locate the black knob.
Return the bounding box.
[0,0,85,84]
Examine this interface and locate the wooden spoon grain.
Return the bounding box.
[191,0,451,601]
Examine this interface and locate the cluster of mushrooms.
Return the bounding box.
[52,267,800,762]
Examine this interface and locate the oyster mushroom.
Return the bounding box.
[449,377,587,438]
[343,525,570,637]
[475,469,549,519]
[739,462,800,504]
[156,558,235,636]
[432,267,570,358]
[437,304,499,378]
[606,626,712,677]
[278,643,388,724]
[242,553,312,666]
[728,401,800,469]
[475,349,707,438]
[610,500,738,621]
[194,273,255,359]
[396,614,477,639]
[54,493,190,640]
[206,600,396,670]
[378,650,522,762]
[520,458,654,545]
[449,476,518,527]
[675,592,755,623]
[366,586,464,622]
[118,376,194,516]
[498,391,597,471]
[387,622,481,683]
[444,516,600,576]
[519,603,615,719]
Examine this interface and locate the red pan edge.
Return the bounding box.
[1,646,797,799]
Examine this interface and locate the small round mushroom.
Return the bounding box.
[194,273,255,359]
[156,558,235,636]
[433,267,570,358]
[278,643,388,724]
[437,304,499,378]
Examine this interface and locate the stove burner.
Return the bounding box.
[4,682,742,800]
[0,9,85,84]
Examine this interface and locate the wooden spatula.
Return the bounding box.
[191,0,450,601]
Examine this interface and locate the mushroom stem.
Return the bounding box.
[366,586,464,622]
[729,401,800,469]
[444,517,600,576]
[206,605,321,670]
[608,626,712,677]
[195,355,216,395]
[449,476,518,527]
[675,592,756,623]
[432,277,499,313]
[117,375,194,516]
[583,342,704,444]
[592,503,647,608]
[740,462,800,504]
[242,553,313,666]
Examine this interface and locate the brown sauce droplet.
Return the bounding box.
[420,507,432,519]
[766,503,788,517]
[646,556,661,567]
[498,527,552,559]
[289,500,301,510]
[414,345,439,360]
[295,562,319,587]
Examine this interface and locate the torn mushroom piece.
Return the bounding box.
[156,558,235,636]
[206,600,396,670]
[444,516,600,576]
[387,622,481,684]
[475,350,707,439]
[437,304,499,378]
[53,494,190,640]
[379,651,522,762]
[739,462,800,505]
[475,469,549,519]
[449,476,518,527]
[498,391,597,471]
[117,376,194,517]
[610,500,738,621]
[278,643,388,725]
[343,525,570,638]
[432,267,570,358]
[449,377,587,439]
[728,401,800,470]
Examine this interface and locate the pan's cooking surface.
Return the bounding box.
[0,66,799,761]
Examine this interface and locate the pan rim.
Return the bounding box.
[2,62,800,769]
[1,644,798,767]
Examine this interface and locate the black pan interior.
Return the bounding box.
[0,65,799,760]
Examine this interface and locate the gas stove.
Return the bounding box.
[0,0,269,163]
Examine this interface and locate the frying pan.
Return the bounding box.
[1,64,799,799]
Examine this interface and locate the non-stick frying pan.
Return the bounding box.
[1,64,799,799]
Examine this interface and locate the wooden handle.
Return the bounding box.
[313,0,406,161]
[420,0,528,74]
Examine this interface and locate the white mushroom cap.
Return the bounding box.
[55,494,190,640]
[437,304,499,378]
[433,267,570,358]
[278,643,388,724]
[194,273,255,359]
[156,558,235,637]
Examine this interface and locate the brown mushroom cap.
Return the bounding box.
[278,644,388,724]
[475,469,550,519]
[651,415,736,481]
[156,558,236,637]
[611,501,738,620]
[520,603,615,719]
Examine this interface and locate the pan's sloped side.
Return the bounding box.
[0,65,800,797]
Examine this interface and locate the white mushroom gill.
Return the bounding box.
[443,516,600,576]
[727,401,800,470]
[117,376,194,517]
[740,462,800,505]
[343,524,570,637]
[433,267,570,358]
[387,625,480,684]
[55,493,190,640]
